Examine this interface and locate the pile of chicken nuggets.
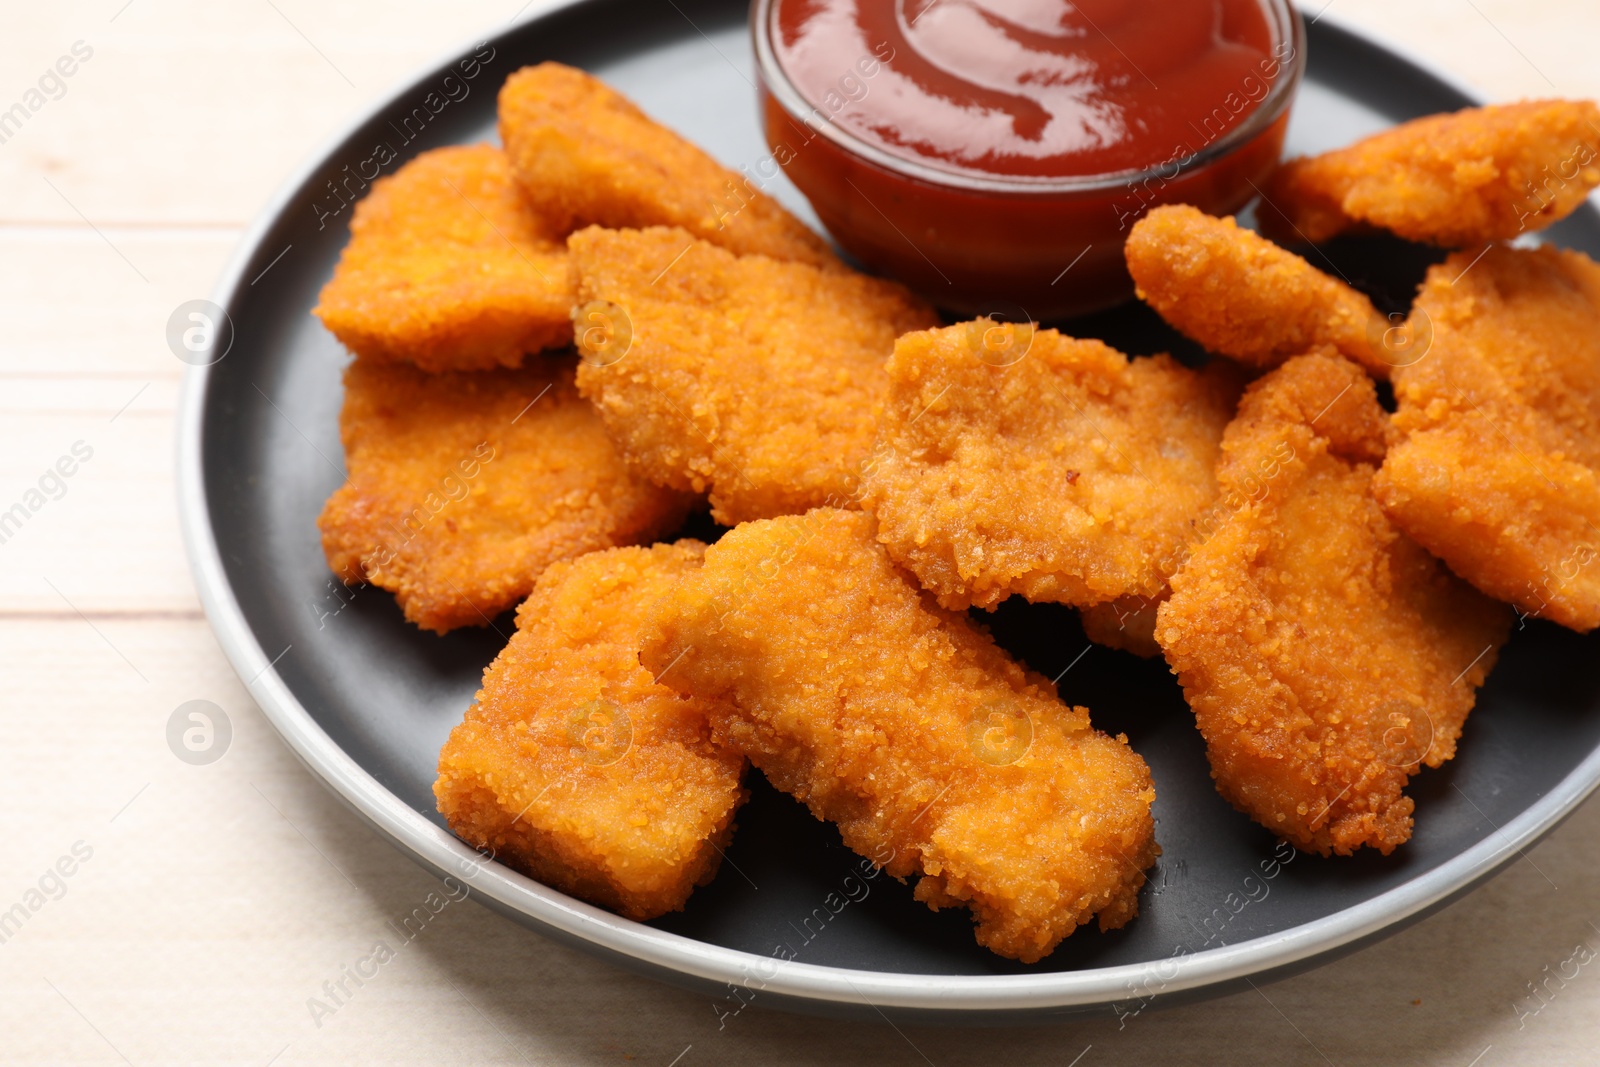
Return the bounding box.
[312,63,1600,962]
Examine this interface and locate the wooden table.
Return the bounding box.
[5,1,1598,1063]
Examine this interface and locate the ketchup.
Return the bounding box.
[773,0,1281,179]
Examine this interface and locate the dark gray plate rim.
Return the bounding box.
[176,1,1600,1017]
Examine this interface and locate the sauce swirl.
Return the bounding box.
[773,0,1283,179]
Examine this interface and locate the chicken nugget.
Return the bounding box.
[435,542,745,920]
[1259,100,1600,247]
[569,226,939,525]
[313,144,572,372]
[499,63,839,269]
[1373,244,1600,632]
[639,508,1158,963]
[1126,205,1391,375]
[1156,354,1510,856]
[861,319,1240,611]
[318,357,692,633]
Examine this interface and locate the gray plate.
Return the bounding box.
[177,0,1600,1023]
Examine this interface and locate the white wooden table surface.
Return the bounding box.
[4,1,1598,1064]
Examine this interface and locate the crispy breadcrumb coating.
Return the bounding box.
[1260,100,1600,247]
[313,144,572,372]
[499,63,840,269]
[861,320,1240,611]
[569,226,939,525]
[318,358,692,634]
[1080,595,1164,659]
[1126,205,1391,376]
[638,509,1158,962]
[435,542,745,920]
[1374,245,1600,632]
[1156,354,1510,856]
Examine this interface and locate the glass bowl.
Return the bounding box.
[752,0,1306,320]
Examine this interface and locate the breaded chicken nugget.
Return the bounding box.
[313,144,572,371]
[318,358,692,633]
[1126,205,1391,376]
[499,63,839,269]
[1260,100,1600,247]
[1156,354,1510,856]
[861,320,1240,611]
[639,508,1159,962]
[1374,245,1600,632]
[435,542,745,920]
[569,226,938,525]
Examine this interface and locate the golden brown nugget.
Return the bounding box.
[570,226,938,525]
[861,320,1240,611]
[1260,100,1600,247]
[1156,354,1510,856]
[1374,245,1600,632]
[313,144,572,372]
[318,358,692,634]
[639,509,1159,963]
[435,542,745,920]
[499,63,839,269]
[1126,205,1391,376]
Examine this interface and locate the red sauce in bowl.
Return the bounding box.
[755,0,1303,318]
[773,0,1278,180]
